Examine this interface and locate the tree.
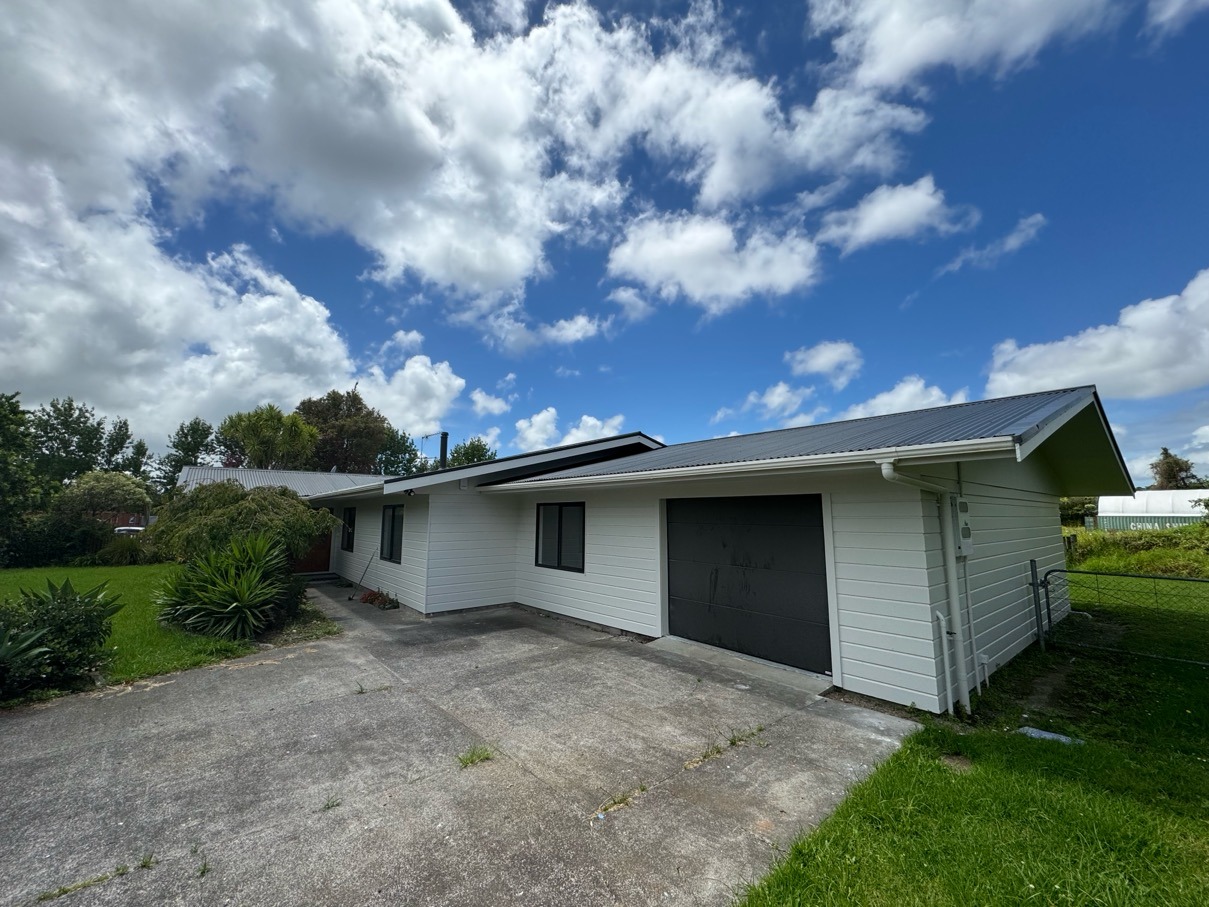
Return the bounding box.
[1149,447,1204,489]
[0,392,37,566]
[447,437,498,468]
[54,471,152,519]
[295,388,389,473]
[375,426,421,476]
[217,405,318,470]
[98,418,152,478]
[149,480,339,560]
[156,417,217,491]
[28,397,106,487]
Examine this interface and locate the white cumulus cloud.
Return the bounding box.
[841,376,968,420]
[608,214,819,317]
[785,340,864,390]
[986,268,1209,399]
[512,406,625,450]
[818,175,977,254]
[810,0,1120,90]
[470,388,511,416]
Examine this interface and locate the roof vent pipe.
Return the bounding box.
[439,431,449,470]
[878,460,972,714]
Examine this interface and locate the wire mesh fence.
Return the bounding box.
[1041,568,1209,664]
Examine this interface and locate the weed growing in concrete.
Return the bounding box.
[37,864,132,902]
[355,682,366,694]
[596,780,649,815]
[138,854,157,870]
[189,842,201,856]
[321,795,342,811]
[686,726,767,770]
[196,860,210,878]
[457,744,493,768]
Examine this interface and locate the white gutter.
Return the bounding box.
[878,460,971,714]
[483,437,1017,493]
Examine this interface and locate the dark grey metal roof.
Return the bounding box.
[512,387,1097,484]
[178,466,391,497]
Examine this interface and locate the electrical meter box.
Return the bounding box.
[951,496,974,557]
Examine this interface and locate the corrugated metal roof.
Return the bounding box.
[513,387,1095,484]
[178,467,391,497]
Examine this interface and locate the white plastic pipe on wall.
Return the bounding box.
[879,461,972,713]
[936,612,954,715]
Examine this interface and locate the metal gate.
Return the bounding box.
[1031,563,1209,664]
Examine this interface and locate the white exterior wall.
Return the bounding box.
[514,488,662,636]
[328,496,429,612]
[829,488,944,713]
[506,472,944,712]
[958,457,1064,682]
[426,491,521,613]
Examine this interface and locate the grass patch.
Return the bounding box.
[320,795,342,811]
[736,635,1209,906]
[1,565,341,701]
[457,744,494,768]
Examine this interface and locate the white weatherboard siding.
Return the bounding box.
[426,491,521,612]
[959,458,1064,683]
[514,489,662,637]
[329,497,429,612]
[829,487,944,714]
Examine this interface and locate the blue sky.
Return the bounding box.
[2,0,1208,482]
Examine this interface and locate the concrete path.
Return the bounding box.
[0,586,916,907]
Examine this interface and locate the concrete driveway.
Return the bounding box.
[0,585,915,907]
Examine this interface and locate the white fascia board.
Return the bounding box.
[1014,394,1093,462]
[481,437,1017,493]
[383,435,662,493]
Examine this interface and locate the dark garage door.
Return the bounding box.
[667,495,831,674]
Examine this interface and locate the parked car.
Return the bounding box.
[113,526,145,536]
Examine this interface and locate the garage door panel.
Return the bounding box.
[666,523,827,574]
[667,494,831,675]
[667,561,829,623]
[668,598,831,673]
[667,494,823,528]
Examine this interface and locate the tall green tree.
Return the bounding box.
[1149,447,1204,489]
[447,437,498,468]
[99,418,151,477]
[0,393,37,565]
[218,405,317,470]
[156,417,217,491]
[54,471,152,519]
[295,388,389,473]
[28,397,106,487]
[375,426,421,476]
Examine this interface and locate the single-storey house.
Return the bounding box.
[182,386,1130,714]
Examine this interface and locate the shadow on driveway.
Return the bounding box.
[0,584,915,907]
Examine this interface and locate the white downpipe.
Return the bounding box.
[936,612,954,715]
[879,461,972,713]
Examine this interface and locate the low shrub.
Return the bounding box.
[0,579,124,693]
[1079,548,1209,579]
[5,513,114,567]
[89,534,159,567]
[1071,523,1209,577]
[157,533,295,640]
[359,589,399,610]
[0,627,51,699]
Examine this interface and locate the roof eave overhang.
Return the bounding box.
[481,437,1018,493]
[383,434,664,493]
[303,484,386,503]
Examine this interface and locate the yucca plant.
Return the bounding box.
[0,579,124,690]
[156,533,289,640]
[0,626,50,698]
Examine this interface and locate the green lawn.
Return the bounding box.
[0,564,253,685]
[737,625,1209,904]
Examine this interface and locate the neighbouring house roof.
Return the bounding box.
[178,466,393,498]
[496,386,1131,496]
